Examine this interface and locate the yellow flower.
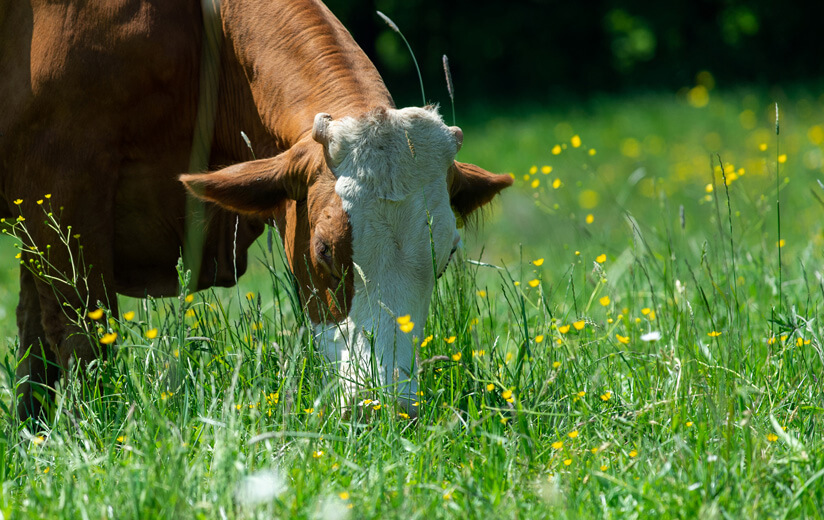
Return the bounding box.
[185,309,196,318]
[616,334,630,344]
[572,320,585,331]
[588,148,597,156]
[32,435,45,445]
[486,383,495,391]
[778,239,786,248]
[477,290,487,298]
[648,311,656,321]
[571,135,582,148]
[641,308,651,315]
[686,421,694,427]
[339,491,350,500]
[443,491,454,501]
[13,199,22,205]
[585,214,594,224]
[600,392,612,401]
[541,165,552,174]
[568,430,579,439]
[596,254,606,263]
[552,178,562,189]
[372,404,382,411]
[88,308,104,320]
[185,294,194,303]
[502,389,513,400]
[399,321,414,333]
[599,296,610,306]
[146,328,158,339]
[629,450,638,458]
[304,407,314,414]
[590,447,598,454]
[529,165,538,175]
[36,199,43,205]
[708,331,722,337]
[117,436,125,442]
[535,335,545,343]
[577,391,586,397]
[100,332,117,345]
[445,336,456,344]
[528,279,540,288]
[420,335,433,348]
[600,464,608,471]
[558,324,570,334]
[533,258,544,266]
[312,450,324,458]
[552,361,561,368]
[563,459,572,466]
[123,311,135,321]
[552,441,564,450]
[767,433,778,442]
[705,183,714,193]
[778,154,787,164]
[552,144,562,155]
[451,352,462,362]
[531,178,540,189]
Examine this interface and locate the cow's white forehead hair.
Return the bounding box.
[327,106,458,201]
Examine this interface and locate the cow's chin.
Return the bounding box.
[313,312,421,419]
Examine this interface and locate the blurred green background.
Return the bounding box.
[325,0,824,108]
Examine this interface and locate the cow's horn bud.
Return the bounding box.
[312,113,333,146]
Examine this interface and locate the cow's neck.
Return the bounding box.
[220,0,393,152]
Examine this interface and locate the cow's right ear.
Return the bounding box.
[448,161,514,221]
[180,139,322,217]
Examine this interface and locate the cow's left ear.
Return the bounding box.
[448,161,514,221]
[180,139,322,216]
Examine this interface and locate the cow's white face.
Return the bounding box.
[182,105,511,416]
[312,107,462,411]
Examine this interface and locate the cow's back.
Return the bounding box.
[0,1,267,295]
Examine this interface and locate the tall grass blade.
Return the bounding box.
[443,55,456,125]
[377,11,426,106]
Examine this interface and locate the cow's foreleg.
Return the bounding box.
[15,189,118,420]
[15,267,59,422]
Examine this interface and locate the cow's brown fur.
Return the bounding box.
[1,0,511,420]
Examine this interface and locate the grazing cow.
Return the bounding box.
[1,0,512,420]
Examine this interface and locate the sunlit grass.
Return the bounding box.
[2,83,824,517]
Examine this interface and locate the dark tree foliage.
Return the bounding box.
[324,0,824,106]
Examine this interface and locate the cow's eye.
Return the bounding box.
[315,239,332,262]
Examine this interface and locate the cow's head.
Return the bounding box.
[181,106,512,414]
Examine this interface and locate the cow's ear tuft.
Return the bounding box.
[448,161,513,222]
[180,138,322,216]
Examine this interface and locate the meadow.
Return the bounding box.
[2,78,824,518]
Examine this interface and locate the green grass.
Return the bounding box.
[3,84,824,518]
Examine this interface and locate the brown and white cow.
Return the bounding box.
[1,0,511,419]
